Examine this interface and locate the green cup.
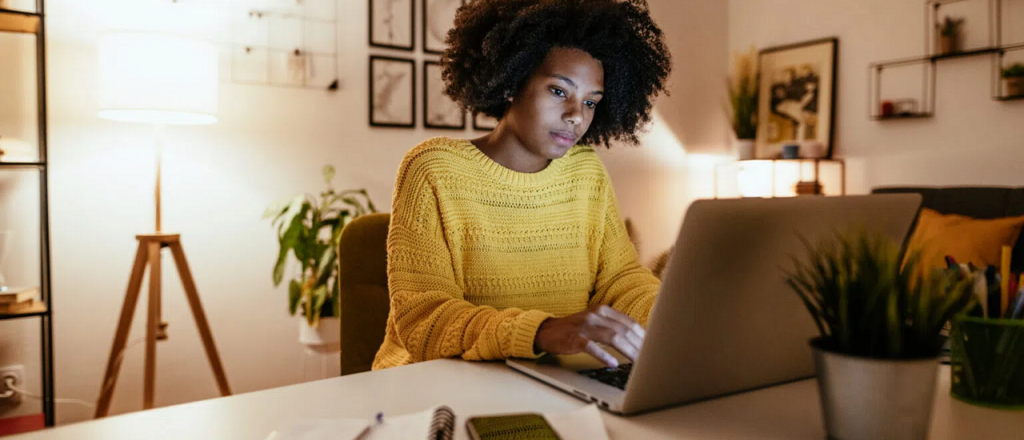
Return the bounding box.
[950,316,1024,409]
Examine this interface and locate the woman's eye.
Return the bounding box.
[585,101,597,109]
[550,88,566,97]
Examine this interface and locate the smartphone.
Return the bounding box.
[465,413,561,440]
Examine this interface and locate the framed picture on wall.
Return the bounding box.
[423,0,465,54]
[369,56,415,128]
[755,37,838,159]
[472,111,498,131]
[423,60,466,129]
[369,0,414,51]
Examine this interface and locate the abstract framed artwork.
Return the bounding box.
[755,37,838,159]
[423,60,466,129]
[369,0,414,51]
[423,0,465,54]
[369,56,415,128]
[472,111,498,131]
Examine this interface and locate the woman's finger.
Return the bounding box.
[583,319,640,361]
[596,306,647,340]
[584,340,619,368]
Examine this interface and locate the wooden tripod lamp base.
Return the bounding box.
[94,233,231,418]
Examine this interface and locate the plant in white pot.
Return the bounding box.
[727,46,758,160]
[264,165,376,353]
[785,231,976,440]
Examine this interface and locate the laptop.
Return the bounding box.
[507,194,923,415]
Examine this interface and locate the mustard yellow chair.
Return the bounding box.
[338,213,391,375]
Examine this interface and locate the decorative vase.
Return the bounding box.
[811,339,940,440]
[298,316,341,354]
[1007,77,1023,97]
[735,139,755,161]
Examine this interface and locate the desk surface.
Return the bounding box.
[12,361,1023,440]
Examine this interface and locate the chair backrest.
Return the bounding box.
[338,212,391,375]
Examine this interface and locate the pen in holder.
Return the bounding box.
[950,316,1024,409]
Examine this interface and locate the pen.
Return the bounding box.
[353,412,384,440]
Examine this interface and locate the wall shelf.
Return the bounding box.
[868,0,1022,120]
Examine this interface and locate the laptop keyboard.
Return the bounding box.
[578,363,633,390]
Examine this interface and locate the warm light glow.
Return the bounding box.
[97,32,218,125]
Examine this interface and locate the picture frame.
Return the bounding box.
[423,0,465,54]
[369,0,415,51]
[369,56,416,128]
[423,60,466,129]
[472,111,498,131]
[755,37,838,159]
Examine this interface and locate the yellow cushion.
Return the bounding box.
[905,208,1024,273]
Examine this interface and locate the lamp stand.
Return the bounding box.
[94,126,231,418]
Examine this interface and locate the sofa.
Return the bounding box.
[871,186,1024,272]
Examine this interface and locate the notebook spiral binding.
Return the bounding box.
[429,406,456,440]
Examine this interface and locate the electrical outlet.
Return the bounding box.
[0,365,24,406]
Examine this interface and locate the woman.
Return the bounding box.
[373,0,672,370]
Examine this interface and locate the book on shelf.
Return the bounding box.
[0,286,39,305]
[0,300,37,314]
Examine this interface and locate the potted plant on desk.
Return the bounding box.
[785,231,976,440]
[264,165,376,353]
[1002,63,1024,98]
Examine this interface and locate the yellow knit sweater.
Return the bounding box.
[372,137,660,370]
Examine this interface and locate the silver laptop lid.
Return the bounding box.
[622,194,922,414]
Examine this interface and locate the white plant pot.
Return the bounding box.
[735,139,756,160]
[298,316,341,355]
[812,340,939,440]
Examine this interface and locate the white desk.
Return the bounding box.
[11,361,1022,439]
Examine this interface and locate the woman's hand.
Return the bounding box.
[533,305,646,367]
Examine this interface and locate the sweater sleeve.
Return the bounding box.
[588,182,661,326]
[386,151,553,363]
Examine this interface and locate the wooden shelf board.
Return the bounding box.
[0,302,48,320]
[997,95,1024,101]
[0,9,40,34]
[736,158,844,163]
[872,113,933,121]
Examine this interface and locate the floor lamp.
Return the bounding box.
[93,32,231,417]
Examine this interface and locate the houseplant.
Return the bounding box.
[937,16,964,54]
[728,46,758,160]
[1002,63,1024,97]
[785,230,976,440]
[263,165,376,351]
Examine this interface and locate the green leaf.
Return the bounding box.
[288,279,302,315]
[316,246,335,286]
[323,165,336,185]
[273,209,307,285]
[307,285,328,327]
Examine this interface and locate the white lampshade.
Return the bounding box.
[97,32,218,125]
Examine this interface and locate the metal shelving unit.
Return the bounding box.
[0,0,54,427]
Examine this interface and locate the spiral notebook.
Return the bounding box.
[266,405,455,440]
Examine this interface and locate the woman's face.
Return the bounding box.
[503,47,604,160]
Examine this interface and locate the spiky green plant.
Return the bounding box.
[727,46,759,140]
[1002,63,1024,79]
[263,165,376,328]
[785,230,977,359]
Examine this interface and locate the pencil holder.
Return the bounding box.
[950,317,1024,409]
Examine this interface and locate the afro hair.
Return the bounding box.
[441,0,672,147]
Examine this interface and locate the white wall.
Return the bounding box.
[730,0,1024,194]
[0,0,729,426]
